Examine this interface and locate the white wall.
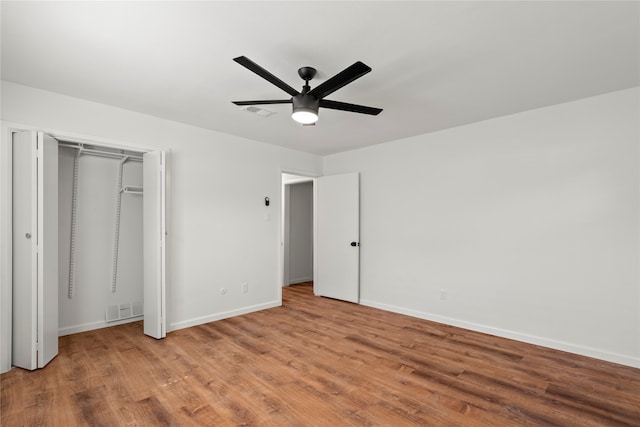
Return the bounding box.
[288,181,313,284]
[0,81,322,372]
[58,147,143,335]
[324,87,640,367]
[2,81,637,371]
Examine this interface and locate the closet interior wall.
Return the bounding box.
[58,143,144,335]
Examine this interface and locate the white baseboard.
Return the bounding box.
[168,301,281,332]
[289,276,313,285]
[58,315,142,336]
[360,299,640,369]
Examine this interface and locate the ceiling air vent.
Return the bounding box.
[242,105,276,118]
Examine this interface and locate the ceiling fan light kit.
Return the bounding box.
[291,108,318,125]
[232,56,382,126]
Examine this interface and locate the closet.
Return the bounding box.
[11,130,166,371]
[58,141,144,335]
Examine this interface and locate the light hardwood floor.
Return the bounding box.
[2,282,639,426]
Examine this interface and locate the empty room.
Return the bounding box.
[1,1,639,425]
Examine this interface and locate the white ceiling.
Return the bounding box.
[1,1,638,155]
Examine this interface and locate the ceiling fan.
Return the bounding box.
[232,56,383,125]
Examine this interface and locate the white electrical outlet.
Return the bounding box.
[440,289,448,301]
[242,282,248,293]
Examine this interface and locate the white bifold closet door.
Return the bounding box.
[315,172,360,303]
[12,131,58,370]
[12,132,167,371]
[143,150,166,339]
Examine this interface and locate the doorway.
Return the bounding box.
[279,171,361,305]
[282,173,315,292]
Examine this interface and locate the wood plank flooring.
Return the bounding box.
[2,282,640,426]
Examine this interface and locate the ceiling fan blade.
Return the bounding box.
[308,61,372,99]
[233,56,299,97]
[232,100,292,106]
[319,99,382,115]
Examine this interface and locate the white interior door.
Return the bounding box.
[38,132,59,367]
[143,150,166,339]
[12,131,58,370]
[12,131,38,370]
[315,172,360,303]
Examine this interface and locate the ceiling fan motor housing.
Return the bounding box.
[292,93,320,123]
[292,93,319,110]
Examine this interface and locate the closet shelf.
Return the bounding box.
[121,186,143,195]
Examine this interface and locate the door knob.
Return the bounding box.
[25,233,31,239]
[350,241,359,247]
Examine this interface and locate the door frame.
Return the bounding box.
[278,169,319,304]
[0,122,169,373]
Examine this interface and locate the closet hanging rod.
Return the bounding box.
[122,185,143,195]
[58,142,143,162]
